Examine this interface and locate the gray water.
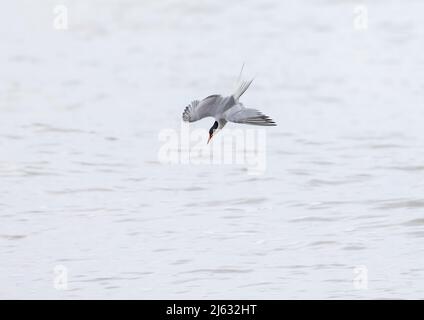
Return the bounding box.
[1,0,424,299]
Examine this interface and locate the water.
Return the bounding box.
[1,0,424,299]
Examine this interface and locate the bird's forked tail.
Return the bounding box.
[233,79,254,101]
[232,63,254,101]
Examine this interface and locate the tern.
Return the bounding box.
[182,74,276,144]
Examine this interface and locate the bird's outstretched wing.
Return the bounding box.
[224,104,276,126]
[182,95,229,122]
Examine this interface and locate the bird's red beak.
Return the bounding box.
[207,134,213,144]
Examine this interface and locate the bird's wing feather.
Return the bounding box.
[224,104,276,126]
[182,95,228,122]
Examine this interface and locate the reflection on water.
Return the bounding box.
[1,0,424,299]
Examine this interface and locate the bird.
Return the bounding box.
[182,74,276,144]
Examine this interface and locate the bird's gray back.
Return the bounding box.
[214,95,236,115]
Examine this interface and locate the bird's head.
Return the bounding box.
[207,121,219,144]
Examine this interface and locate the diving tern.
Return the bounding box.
[182,77,276,144]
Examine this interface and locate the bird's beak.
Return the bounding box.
[207,134,213,144]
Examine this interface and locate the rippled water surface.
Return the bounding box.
[1,0,424,299]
